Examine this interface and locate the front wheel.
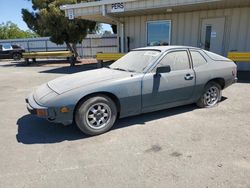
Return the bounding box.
[75,95,117,136]
[196,82,222,108]
[12,53,22,61]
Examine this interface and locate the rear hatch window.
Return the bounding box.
[203,50,231,61]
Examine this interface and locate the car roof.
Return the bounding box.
[134,45,201,52]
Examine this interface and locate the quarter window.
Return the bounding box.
[157,51,190,71]
[190,50,207,67]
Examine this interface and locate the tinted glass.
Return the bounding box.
[190,50,207,67]
[157,51,190,71]
[110,50,161,73]
[12,45,21,49]
[147,21,171,46]
[2,44,12,51]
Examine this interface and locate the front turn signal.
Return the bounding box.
[60,107,69,113]
[36,109,47,116]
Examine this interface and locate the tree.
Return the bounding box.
[22,0,98,65]
[0,21,38,39]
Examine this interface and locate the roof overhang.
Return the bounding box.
[60,0,137,10]
[60,0,250,24]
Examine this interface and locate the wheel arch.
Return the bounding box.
[206,78,225,89]
[73,92,121,122]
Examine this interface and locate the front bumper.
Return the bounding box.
[25,92,73,125]
[25,93,54,120]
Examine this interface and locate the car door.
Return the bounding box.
[142,49,195,111]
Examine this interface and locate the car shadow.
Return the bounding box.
[17,104,199,144]
[39,64,98,74]
[16,115,86,144]
[0,59,70,67]
[0,60,99,74]
[113,104,198,130]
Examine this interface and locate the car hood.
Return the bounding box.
[47,68,133,94]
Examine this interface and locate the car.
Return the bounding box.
[0,43,25,60]
[26,46,237,136]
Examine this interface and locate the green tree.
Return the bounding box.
[0,21,38,39]
[22,0,98,63]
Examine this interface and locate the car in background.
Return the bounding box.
[0,43,25,60]
[26,46,237,136]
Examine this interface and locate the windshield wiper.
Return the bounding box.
[126,69,136,73]
[111,67,135,72]
[112,67,127,71]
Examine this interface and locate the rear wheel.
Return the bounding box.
[75,95,117,136]
[196,82,222,108]
[12,53,21,61]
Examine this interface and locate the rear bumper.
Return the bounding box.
[224,77,238,89]
[234,77,238,83]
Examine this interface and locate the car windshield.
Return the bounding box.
[109,50,161,73]
[2,44,12,51]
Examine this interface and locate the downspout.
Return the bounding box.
[102,5,125,53]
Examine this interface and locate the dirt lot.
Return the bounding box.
[0,60,250,188]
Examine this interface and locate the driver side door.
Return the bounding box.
[142,49,195,112]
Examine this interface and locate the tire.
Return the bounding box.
[12,53,21,61]
[75,95,117,136]
[196,81,222,108]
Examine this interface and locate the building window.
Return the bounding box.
[147,20,171,46]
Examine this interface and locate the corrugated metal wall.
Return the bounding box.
[120,6,250,70]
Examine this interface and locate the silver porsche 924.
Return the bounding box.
[26,46,237,135]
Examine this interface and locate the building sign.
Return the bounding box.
[68,9,74,20]
[111,2,124,13]
[211,31,217,38]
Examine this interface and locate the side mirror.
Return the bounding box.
[156,65,171,74]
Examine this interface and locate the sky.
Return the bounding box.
[0,0,112,32]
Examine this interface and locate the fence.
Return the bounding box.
[0,34,118,58]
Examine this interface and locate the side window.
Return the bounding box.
[157,50,190,71]
[190,50,207,67]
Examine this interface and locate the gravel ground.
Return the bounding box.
[0,60,250,188]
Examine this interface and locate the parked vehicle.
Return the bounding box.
[26,46,237,136]
[0,43,25,60]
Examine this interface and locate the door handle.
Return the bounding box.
[184,74,194,80]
